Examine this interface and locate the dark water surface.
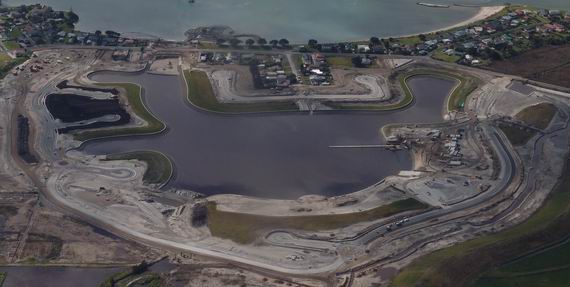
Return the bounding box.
[0,266,123,287]
[83,73,453,199]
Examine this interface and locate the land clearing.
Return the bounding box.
[104,151,172,186]
[389,155,570,287]
[184,70,299,113]
[207,198,429,244]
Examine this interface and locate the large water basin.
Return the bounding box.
[81,73,454,199]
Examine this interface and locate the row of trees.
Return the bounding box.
[216,37,290,48]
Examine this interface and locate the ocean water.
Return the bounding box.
[7,0,568,43]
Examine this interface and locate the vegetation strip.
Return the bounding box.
[206,198,428,244]
[183,70,299,113]
[328,68,477,111]
[73,82,165,142]
[388,155,570,287]
[103,151,173,186]
[98,262,162,287]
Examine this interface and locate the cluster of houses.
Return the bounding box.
[250,54,292,89]
[300,53,333,86]
[302,7,569,66]
[197,51,238,64]
[0,4,149,56]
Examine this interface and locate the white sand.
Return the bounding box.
[390,5,506,39]
[439,6,507,32]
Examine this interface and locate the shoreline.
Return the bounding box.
[385,5,505,40]
[420,5,506,36]
[76,5,507,44]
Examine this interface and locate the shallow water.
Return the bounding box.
[82,73,454,199]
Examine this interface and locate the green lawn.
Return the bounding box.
[207,198,429,244]
[73,83,165,141]
[183,70,298,113]
[432,49,461,63]
[327,56,354,67]
[104,151,172,185]
[389,155,570,287]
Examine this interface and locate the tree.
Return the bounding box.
[245,38,255,47]
[369,37,381,46]
[278,38,289,47]
[229,38,242,47]
[419,34,427,41]
[308,39,318,48]
[269,39,279,47]
[257,38,267,46]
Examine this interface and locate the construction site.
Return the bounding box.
[1,45,569,287]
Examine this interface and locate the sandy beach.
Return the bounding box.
[427,5,506,34]
[388,5,506,39]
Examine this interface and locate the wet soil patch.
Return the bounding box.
[46,93,130,133]
[56,80,119,95]
[17,115,38,164]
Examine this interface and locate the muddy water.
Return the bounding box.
[82,73,454,199]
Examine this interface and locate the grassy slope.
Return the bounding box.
[183,70,298,113]
[389,156,570,287]
[500,103,557,146]
[73,83,165,141]
[207,198,429,244]
[328,69,478,111]
[104,151,172,185]
[515,103,557,130]
[0,56,26,79]
[325,72,415,111]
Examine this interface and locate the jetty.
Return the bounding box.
[417,2,450,8]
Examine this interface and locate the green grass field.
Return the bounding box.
[389,155,570,287]
[471,240,570,287]
[73,83,165,141]
[183,70,298,113]
[327,56,354,67]
[432,49,461,63]
[207,198,429,244]
[104,151,172,185]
